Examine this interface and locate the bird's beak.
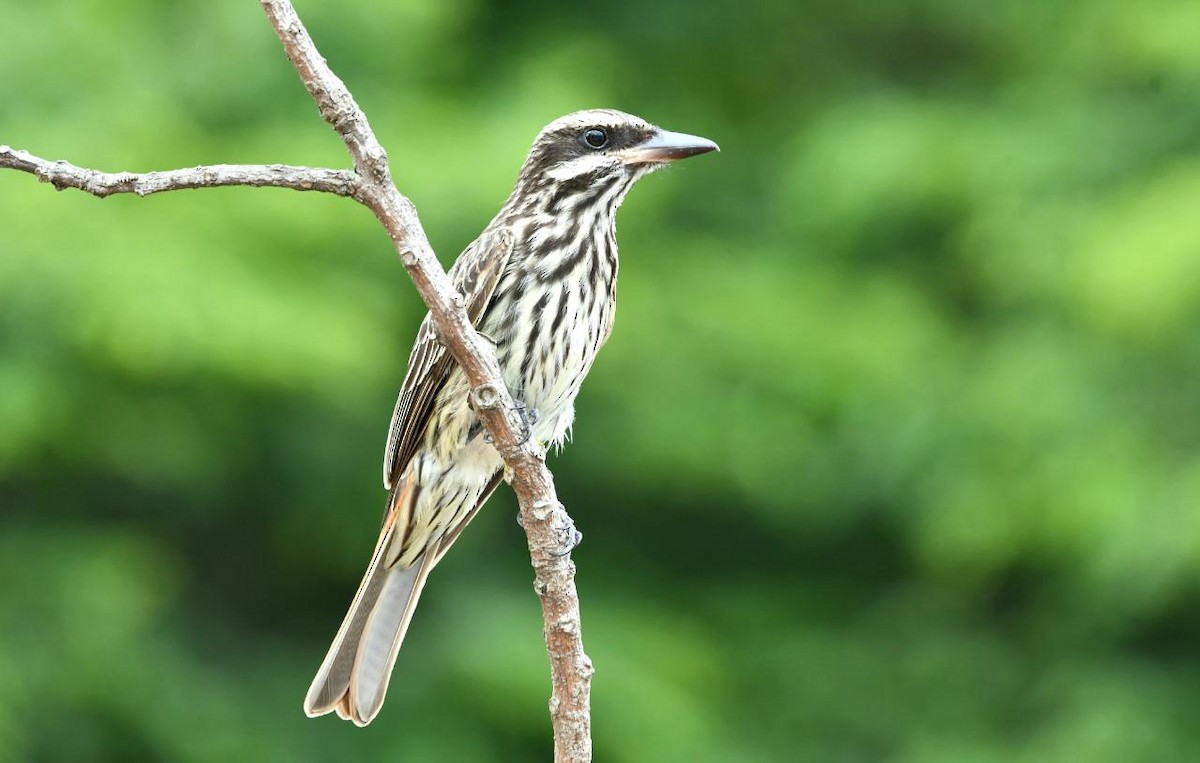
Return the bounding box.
[621,128,720,165]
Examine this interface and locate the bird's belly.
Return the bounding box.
[501,303,611,447]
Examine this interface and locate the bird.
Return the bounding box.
[303,109,718,726]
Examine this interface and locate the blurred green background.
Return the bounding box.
[3,0,1200,760]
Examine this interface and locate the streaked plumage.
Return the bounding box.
[304,109,717,726]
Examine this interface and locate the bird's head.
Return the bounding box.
[514,109,718,200]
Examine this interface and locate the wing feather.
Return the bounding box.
[382,227,515,490]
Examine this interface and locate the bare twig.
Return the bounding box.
[0,2,593,759]
[258,3,593,757]
[0,147,358,198]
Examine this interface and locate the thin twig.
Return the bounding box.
[0,147,358,198]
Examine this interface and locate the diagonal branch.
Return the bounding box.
[258,3,593,758]
[0,147,358,198]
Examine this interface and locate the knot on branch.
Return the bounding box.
[319,98,348,132]
[555,614,580,636]
[363,146,390,181]
[110,172,138,195]
[469,383,503,411]
[51,163,80,192]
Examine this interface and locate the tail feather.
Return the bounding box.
[304,479,434,727]
[304,470,501,726]
[349,552,434,720]
[303,543,390,714]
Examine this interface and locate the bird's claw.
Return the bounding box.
[552,518,583,557]
[514,401,539,446]
[515,509,582,557]
[485,400,539,446]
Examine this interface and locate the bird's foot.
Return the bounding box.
[553,515,583,557]
[514,402,540,446]
[515,507,583,557]
[483,400,539,446]
[476,330,501,351]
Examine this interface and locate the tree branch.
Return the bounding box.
[0,147,358,198]
[1,1,593,759]
[257,4,593,757]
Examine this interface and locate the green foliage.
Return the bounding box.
[3,0,1200,760]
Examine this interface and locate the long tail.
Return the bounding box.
[304,482,433,726]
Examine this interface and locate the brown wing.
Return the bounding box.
[382,227,515,490]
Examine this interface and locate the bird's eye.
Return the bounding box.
[582,128,609,149]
